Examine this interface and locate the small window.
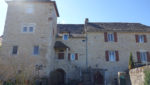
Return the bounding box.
[63,34,69,40]
[109,51,116,61]
[139,35,144,43]
[140,52,147,62]
[23,27,27,32]
[29,27,34,32]
[108,33,114,42]
[26,5,34,14]
[12,46,18,55]
[71,53,75,60]
[33,46,39,55]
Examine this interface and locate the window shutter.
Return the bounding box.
[68,53,70,60]
[147,52,150,62]
[115,51,119,61]
[114,32,118,42]
[75,53,78,60]
[137,52,141,62]
[105,51,109,61]
[135,35,139,43]
[104,32,108,42]
[144,35,147,43]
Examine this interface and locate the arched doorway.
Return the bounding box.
[56,69,66,84]
[49,68,66,85]
[94,71,104,85]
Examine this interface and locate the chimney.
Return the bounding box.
[85,18,89,24]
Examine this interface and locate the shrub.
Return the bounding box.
[128,52,135,70]
[144,69,150,85]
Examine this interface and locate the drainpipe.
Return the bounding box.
[85,18,89,70]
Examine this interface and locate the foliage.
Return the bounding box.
[144,69,150,85]
[128,52,135,70]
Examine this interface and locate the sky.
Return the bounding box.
[0,0,150,35]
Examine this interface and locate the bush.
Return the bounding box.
[144,69,150,85]
[128,52,135,70]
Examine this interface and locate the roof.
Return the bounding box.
[54,41,69,49]
[57,24,84,34]
[6,0,59,17]
[87,22,150,32]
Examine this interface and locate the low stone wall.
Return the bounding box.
[129,65,150,85]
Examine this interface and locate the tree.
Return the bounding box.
[128,52,135,70]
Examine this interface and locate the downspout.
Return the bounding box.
[85,18,89,70]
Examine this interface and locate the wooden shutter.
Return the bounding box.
[137,52,141,62]
[144,35,147,43]
[75,53,78,60]
[114,32,118,42]
[68,53,70,60]
[147,52,150,62]
[104,32,108,42]
[105,51,109,61]
[135,35,139,43]
[115,51,119,61]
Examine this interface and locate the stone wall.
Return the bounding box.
[129,65,150,85]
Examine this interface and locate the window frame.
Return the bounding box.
[138,35,144,43]
[12,46,18,55]
[63,34,69,40]
[26,4,34,14]
[33,45,39,55]
[108,51,116,62]
[140,51,147,62]
[107,33,114,42]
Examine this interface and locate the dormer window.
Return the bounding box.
[63,34,69,40]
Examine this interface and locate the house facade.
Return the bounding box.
[1,0,150,85]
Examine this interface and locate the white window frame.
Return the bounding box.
[71,53,75,61]
[140,51,147,62]
[109,51,116,61]
[22,23,36,33]
[139,35,144,43]
[63,34,69,40]
[108,33,114,42]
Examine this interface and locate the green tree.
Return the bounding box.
[128,52,135,70]
[144,69,150,85]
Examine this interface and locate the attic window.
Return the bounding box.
[63,34,69,40]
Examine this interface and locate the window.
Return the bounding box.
[23,27,27,32]
[12,46,18,55]
[58,50,64,59]
[139,35,144,43]
[33,46,39,55]
[106,51,119,62]
[26,5,34,14]
[22,24,35,33]
[135,35,147,43]
[63,34,69,40]
[108,33,114,42]
[109,51,116,61]
[29,27,34,32]
[140,52,147,62]
[71,53,75,60]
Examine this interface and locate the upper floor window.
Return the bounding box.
[58,50,64,59]
[22,24,35,33]
[68,53,78,61]
[135,35,147,43]
[12,46,18,55]
[104,32,117,42]
[137,51,150,63]
[63,34,69,40]
[105,50,119,62]
[26,5,34,14]
[108,33,114,42]
[109,51,116,61]
[33,45,39,55]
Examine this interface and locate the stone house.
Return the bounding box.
[1,0,150,85]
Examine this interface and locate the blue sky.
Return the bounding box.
[0,0,150,35]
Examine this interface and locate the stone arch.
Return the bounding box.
[94,71,104,85]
